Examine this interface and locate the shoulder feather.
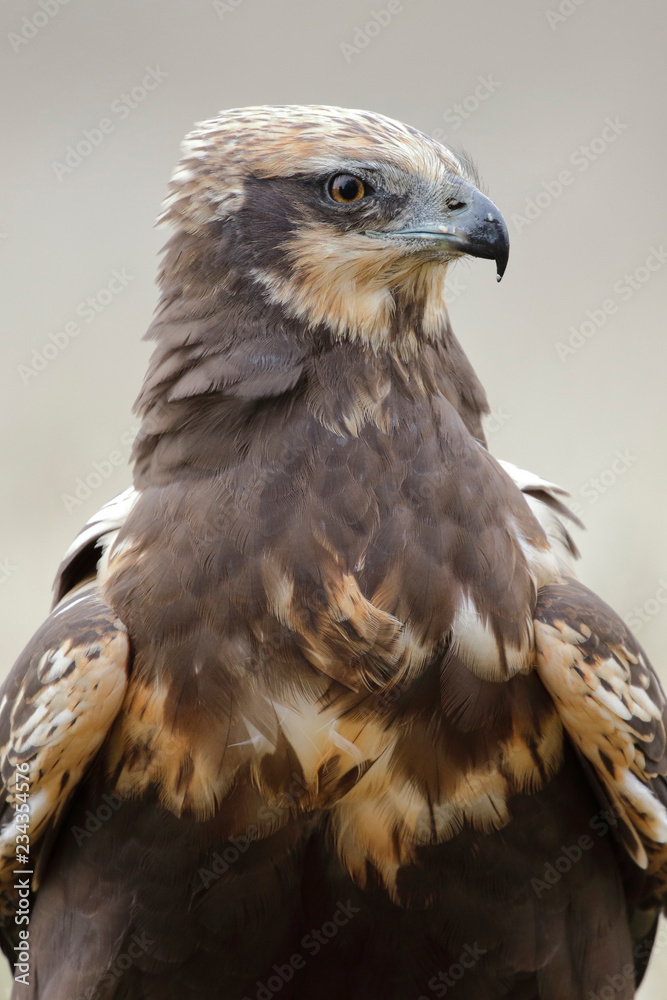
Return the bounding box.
[0,590,129,902]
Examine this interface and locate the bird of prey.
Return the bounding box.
[1,105,666,1000]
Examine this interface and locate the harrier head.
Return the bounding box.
[158,104,509,348]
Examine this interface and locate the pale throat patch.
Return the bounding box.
[251,226,450,353]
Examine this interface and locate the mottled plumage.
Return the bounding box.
[2,105,665,999]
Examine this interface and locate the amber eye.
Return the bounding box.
[328,174,366,203]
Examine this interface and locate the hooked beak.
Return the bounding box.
[369,180,510,282]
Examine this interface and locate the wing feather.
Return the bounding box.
[0,589,129,903]
[534,579,667,879]
[52,487,139,606]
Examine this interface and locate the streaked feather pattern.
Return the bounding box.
[0,591,128,896]
[535,580,667,873]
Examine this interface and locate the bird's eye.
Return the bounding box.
[328,174,367,204]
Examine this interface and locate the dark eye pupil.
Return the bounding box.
[338,177,360,200]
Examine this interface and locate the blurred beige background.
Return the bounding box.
[1,0,666,995]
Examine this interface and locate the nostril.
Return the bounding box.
[445,198,467,213]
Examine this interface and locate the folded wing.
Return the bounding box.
[534,579,667,888]
[0,590,129,921]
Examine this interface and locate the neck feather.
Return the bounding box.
[132,230,490,487]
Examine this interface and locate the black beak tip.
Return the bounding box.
[490,213,510,283]
[496,244,509,282]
